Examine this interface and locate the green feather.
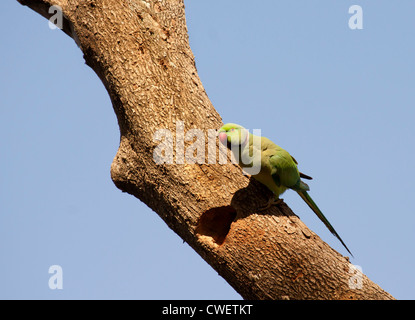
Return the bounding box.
[219,123,353,256]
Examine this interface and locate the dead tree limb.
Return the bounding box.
[17,0,394,300]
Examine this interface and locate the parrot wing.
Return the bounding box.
[268,151,300,189]
[299,172,313,180]
[291,155,312,180]
[257,134,352,256]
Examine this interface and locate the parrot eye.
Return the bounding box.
[230,128,235,132]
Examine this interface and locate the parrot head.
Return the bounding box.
[218,123,249,148]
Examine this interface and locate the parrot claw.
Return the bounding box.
[258,197,283,212]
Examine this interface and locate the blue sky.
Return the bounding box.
[1,1,414,299]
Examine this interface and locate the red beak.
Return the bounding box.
[219,132,227,145]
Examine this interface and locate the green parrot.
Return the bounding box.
[218,123,352,256]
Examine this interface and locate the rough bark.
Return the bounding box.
[17,0,394,300]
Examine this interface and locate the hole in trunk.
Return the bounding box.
[196,206,237,245]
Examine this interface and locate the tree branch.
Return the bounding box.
[17,0,394,300]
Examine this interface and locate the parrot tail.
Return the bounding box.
[297,190,353,257]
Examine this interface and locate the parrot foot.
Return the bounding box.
[258,197,283,212]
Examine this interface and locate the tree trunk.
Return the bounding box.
[17,0,394,300]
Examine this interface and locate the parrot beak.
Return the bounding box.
[218,132,228,145]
